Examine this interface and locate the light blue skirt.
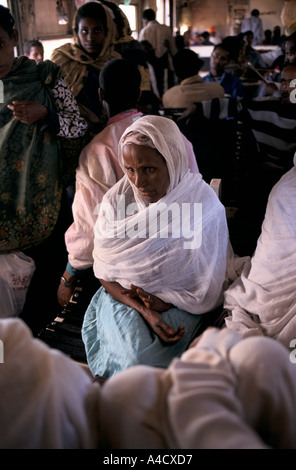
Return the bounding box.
[82,286,210,378]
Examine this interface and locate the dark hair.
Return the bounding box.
[221,36,243,61]
[212,43,230,58]
[251,9,260,17]
[99,58,141,109]
[0,5,15,37]
[243,30,254,37]
[142,9,155,21]
[201,31,210,40]
[73,2,107,35]
[173,49,204,79]
[99,0,126,38]
[23,39,44,55]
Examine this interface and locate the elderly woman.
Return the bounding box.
[0,5,87,330]
[82,115,247,378]
[51,1,120,137]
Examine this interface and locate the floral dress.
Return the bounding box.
[0,57,87,254]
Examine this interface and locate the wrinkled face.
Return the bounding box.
[78,17,106,57]
[210,46,229,77]
[279,65,296,103]
[123,143,170,203]
[26,45,44,63]
[0,26,18,78]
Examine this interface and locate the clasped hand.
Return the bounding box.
[121,284,185,344]
[7,100,48,124]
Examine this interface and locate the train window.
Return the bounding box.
[42,37,74,61]
[119,3,137,39]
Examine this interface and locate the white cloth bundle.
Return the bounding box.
[0,318,101,449]
[224,154,296,348]
[93,115,246,314]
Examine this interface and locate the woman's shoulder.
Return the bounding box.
[51,42,77,62]
[37,59,61,86]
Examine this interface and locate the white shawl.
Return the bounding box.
[93,115,245,314]
[224,154,296,348]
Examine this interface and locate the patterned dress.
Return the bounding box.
[0,57,87,254]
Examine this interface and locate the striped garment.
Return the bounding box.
[242,96,296,171]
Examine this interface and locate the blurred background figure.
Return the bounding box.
[23,39,44,63]
[272,25,282,45]
[241,9,264,45]
[208,25,221,45]
[139,8,176,98]
[200,31,214,45]
[263,29,272,45]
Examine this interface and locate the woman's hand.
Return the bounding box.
[57,284,75,308]
[57,271,76,307]
[100,280,184,344]
[121,284,184,344]
[7,100,48,124]
[141,307,185,344]
[121,284,173,312]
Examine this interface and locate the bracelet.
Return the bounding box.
[60,276,75,288]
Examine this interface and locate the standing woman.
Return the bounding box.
[51,2,121,137]
[82,115,247,379]
[0,5,87,332]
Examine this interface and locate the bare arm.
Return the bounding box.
[100,279,184,344]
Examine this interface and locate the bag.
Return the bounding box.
[0,252,36,318]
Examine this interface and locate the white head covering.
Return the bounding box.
[118,115,188,193]
[93,115,245,314]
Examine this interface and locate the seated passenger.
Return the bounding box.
[23,39,44,63]
[203,43,244,98]
[81,115,247,378]
[242,30,266,68]
[162,48,224,108]
[239,62,296,213]
[224,151,296,349]
[57,59,199,308]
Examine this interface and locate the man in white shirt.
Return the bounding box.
[139,8,176,97]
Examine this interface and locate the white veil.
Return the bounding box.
[93,115,243,314]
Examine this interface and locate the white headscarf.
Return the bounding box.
[93,115,244,314]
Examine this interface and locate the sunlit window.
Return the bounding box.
[0,0,8,6]
[119,3,137,39]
